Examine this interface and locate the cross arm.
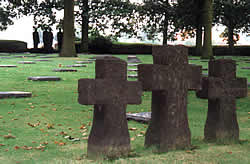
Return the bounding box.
[78,79,142,105]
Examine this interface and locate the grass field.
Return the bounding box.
[0,53,249,164]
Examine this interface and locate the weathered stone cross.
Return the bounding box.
[196,59,247,143]
[138,45,202,152]
[78,56,142,158]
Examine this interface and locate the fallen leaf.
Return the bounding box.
[32,141,36,143]
[12,118,18,121]
[57,124,63,126]
[47,124,54,129]
[58,142,66,146]
[54,141,59,144]
[59,131,67,136]
[8,112,13,114]
[14,146,20,150]
[82,137,88,140]
[140,131,145,135]
[131,137,135,141]
[129,128,137,131]
[80,124,86,129]
[28,103,32,105]
[4,134,16,139]
[0,116,3,119]
[22,146,33,150]
[52,108,57,111]
[0,144,5,146]
[35,145,46,150]
[228,152,232,154]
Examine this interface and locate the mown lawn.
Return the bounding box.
[0,53,249,164]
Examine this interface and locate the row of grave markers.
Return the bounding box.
[0,55,140,99]
[0,49,248,158]
[77,45,248,158]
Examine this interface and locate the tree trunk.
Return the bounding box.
[228,25,234,55]
[201,0,213,59]
[195,21,203,56]
[60,0,77,57]
[162,10,169,45]
[80,0,89,53]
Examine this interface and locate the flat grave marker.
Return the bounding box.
[0,65,17,68]
[66,64,87,67]
[35,59,52,62]
[127,63,139,67]
[0,91,32,99]
[18,61,36,64]
[128,74,138,78]
[127,56,142,63]
[126,112,151,123]
[52,69,77,72]
[75,61,93,64]
[28,76,61,81]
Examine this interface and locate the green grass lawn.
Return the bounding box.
[0,54,249,164]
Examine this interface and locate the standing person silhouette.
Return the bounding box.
[33,27,39,49]
[48,27,54,51]
[57,28,63,52]
[43,27,49,50]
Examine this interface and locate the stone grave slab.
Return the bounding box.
[202,68,208,71]
[127,56,141,63]
[89,55,112,60]
[66,64,87,67]
[35,59,52,62]
[52,69,77,72]
[189,58,200,60]
[128,74,138,78]
[241,67,250,70]
[18,61,36,64]
[75,61,93,64]
[39,56,56,58]
[28,76,61,81]
[127,63,139,67]
[126,112,151,123]
[0,57,12,59]
[128,68,138,72]
[0,65,17,68]
[0,91,32,99]
[14,55,26,58]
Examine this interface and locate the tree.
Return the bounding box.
[0,1,17,31]
[60,0,77,57]
[75,0,137,52]
[201,0,214,59]
[137,0,177,45]
[214,0,250,54]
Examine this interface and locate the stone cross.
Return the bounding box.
[196,59,247,143]
[138,45,202,152]
[78,56,142,158]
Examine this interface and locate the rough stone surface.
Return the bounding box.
[78,56,142,158]
[28,76,61,81]
[0,91,32,99]
[0,65,17,67]
[18,61,36,64]
[138,45,202,152]
[126,112,151,123]
[52,69,77,72]
[196,59,247,143]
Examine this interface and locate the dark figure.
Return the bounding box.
[33,28,39,49]
[48,28,54,50]
[43,28,49,50]
[57,28,63,51]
